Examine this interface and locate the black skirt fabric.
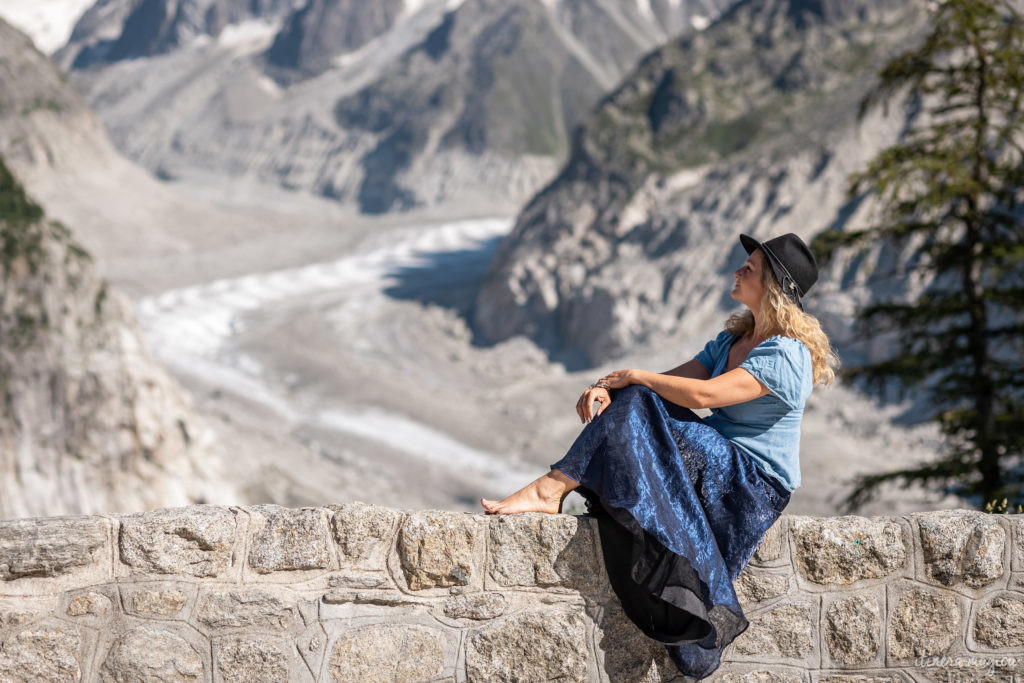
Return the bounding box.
[550,384,791,680]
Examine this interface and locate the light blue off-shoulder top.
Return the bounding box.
[694,330,813,492]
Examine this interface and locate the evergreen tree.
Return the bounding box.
[813,0,1024,512]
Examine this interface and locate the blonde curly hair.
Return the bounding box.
[724,250,840,386]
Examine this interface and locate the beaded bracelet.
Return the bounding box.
[588,381,611,390]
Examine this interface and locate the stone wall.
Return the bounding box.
[0,504,1022,681]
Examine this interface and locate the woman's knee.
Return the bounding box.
[615,384,654,402]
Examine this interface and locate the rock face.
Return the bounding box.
[473,0,933,365]
[396,511,483,590]
[61,0,300,67]
[0,517,107,580]
[214,637,291,683]
[465,610,589,681]
[118,506,237,577]
[0,152,237,517]
[0,618,82,682]
[266,0,406,77]
[1,503,1022,681]
[100,626,204,682]
[328,624,449,682]
[887,587,961,660]
[247,506,332,573]
[791,516,907,584]
[914,509,1006,587]
[58,0,735,214]
[823,595,881,664]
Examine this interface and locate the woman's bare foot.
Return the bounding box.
[480,470,579,515]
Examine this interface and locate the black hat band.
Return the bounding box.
[760,242,804,301]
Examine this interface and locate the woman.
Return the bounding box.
[481,233,838,680]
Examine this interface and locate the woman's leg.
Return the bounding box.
[480,469,580,514]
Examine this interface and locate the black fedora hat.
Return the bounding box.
[739,233,818,310]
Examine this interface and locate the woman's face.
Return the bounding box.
[732,249,766,308]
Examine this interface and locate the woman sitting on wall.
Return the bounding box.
[481,232,839,680]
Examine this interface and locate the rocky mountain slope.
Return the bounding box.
[55,0,735,214]
[0,18,239,517]
[0,155,237,518]
[473,0,932,367]
[64,0,302,67]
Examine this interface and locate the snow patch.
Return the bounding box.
[635,0,655,23]
[400,0,428,20]
[256,74,282,97]
[690,14,710,31]
[217,18,281,50]
[0,0,95,53]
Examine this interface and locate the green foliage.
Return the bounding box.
[20,96,65,116]
[0,156,43,226]
[813,0,1024,513]
[95,280,108,316]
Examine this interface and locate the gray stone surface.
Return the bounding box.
[248,506,332,573]
[1014,517,1024,570]
[718,672,804,682]
[119,506,236,577]
[972,594,1024,649]
[818,675,905,683]
[0,608,37,630]
[915,510,1005,587]
[328,624,447,682]
[887,587,960,659]
[214,637,290,683]
[100,626,203,682]
[736,569,790,605]
[466,610,588,681]
[733,603,815,658]
[0,504,1019,681]
[196,589,295,630]
[792,516,906,584]
[128,588,188,616]
[487,513,599,589]
[596,603,675,683]
[331,502,401,568]
[0,517,106,580]
[443,592,508,620]
[66,590,112,616]
[823,595,881,664]
[0,618,82,682]
[752,519,787,564]
[327,573,387,589]
[397,511,482,590]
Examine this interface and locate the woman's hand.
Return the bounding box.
[576,370,644,424]
[576,386,611,424]
[596,369,640,390]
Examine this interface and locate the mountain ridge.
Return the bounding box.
[56,0,736,214]
[473,0,931,367]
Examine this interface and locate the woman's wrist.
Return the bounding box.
[628,369,652,388]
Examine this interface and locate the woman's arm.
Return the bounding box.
[659,358,712,380]
[599,368,770,410]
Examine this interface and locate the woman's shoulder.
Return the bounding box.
[755,335,812,368]
[761,334,809,353]
[745,335,813,407]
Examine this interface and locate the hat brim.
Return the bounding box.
[739,234,761,255]
[737,233,804,310]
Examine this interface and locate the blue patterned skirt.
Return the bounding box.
[550,384,791,680]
